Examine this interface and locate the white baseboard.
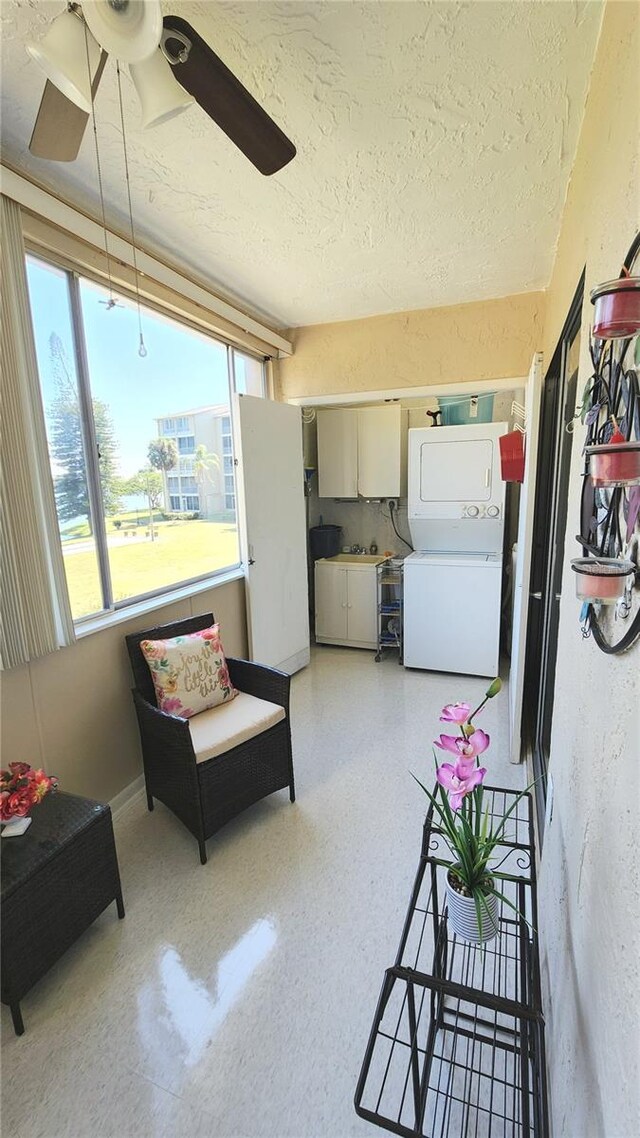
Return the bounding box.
[110,774,145,819]
[278,646,311,675]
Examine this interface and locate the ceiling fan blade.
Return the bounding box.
[29,50,108,163]
[162,15,296,176]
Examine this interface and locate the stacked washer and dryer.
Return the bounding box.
[403,423,508,677]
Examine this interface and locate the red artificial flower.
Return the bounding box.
[9,761,31,777]
[30,769,56,802]
[7,787,36,818]
[0,763,57,820]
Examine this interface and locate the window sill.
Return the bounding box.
[75,567,245,639]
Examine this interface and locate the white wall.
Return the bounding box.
[538,4,640,1135]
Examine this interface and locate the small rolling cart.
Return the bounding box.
[375,557,404,663]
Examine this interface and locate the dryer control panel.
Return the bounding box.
[461,503,501,518]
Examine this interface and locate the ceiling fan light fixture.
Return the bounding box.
[129,48,194,129]
[83,0,162,64]
[26,7,101,114]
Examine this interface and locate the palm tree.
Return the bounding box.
[194,445,220,513]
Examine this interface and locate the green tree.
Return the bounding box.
[48,334,122,528]
[122,467,164,541]
[148,437,178,473]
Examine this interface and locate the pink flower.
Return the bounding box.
[0,764,56,817]
[162,697,188,716]
[9,762,31,777]
[29,769,57,802]
[6,787,35,818]
[436,758,486,811]
[439,702,471,725]
[141,640,167,660]
[435,729,490,760]
[465,729,490,757]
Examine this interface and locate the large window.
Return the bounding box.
[26,256,266,621]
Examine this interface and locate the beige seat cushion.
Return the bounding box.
[188,691,286,765]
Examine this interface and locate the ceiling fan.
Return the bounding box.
[27,0,296,175]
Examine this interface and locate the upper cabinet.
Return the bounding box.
[357,405,401,498]
[317,405,402,498]
[317,408,358,497]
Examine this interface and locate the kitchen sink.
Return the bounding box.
[323,554,384,565]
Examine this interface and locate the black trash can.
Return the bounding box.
[309,524,343,559]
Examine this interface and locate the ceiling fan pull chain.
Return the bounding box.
[84,21,115,306]
[116,61,147,358]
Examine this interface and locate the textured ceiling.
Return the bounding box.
[1,1,602,327]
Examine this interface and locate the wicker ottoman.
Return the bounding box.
[1,791,124,1035]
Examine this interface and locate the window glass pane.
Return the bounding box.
[78,279,240,605]
[233,350,266,397]
[25,257,104,620]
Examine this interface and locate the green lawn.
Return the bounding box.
[64,520,240,619]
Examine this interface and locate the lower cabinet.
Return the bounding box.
[315,561,378,649]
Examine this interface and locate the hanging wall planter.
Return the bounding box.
[590,276,640,340]
[585,438,640,487]
[571,558,635,605]
[575,230,640,653]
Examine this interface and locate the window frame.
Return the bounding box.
[25,248,267,626]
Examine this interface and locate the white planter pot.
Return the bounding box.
[1,816,32,838]
[446,873,499,944]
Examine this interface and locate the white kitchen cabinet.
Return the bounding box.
[316,405,401,498]
[357,405,402,497]
[315,558,379,649]
[317,408,358,498]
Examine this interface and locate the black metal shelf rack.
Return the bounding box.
[355,786,549,1138]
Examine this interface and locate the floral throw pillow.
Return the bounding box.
[140,624,237,719]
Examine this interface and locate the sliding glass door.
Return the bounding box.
[523,274,583,841]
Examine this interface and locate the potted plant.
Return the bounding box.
[570,557,635,605]
[413,679,532,944]
[0,763,58,837]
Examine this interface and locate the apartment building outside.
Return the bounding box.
[155,404,235,520]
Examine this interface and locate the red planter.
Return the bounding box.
[571,558,634,605]
[590,277,640,340]
[499,430,525,482]
[585,440,640,487]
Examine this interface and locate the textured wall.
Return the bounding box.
[0,579,247,805]
[277,291,545,399]
[538,3,640,1136]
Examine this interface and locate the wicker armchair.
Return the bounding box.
[126,613,295,864]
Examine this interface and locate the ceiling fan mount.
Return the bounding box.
[26,0,296,174]
[161,28,191,67]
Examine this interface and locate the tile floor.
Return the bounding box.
[1,647,523,1138]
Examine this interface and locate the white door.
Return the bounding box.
[235,395,310,674]
[315,563,347,640]
[419,436,494,501]
[346,568,378,645]
[509,353,543,762]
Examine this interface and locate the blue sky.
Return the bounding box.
[27,257,231,477]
